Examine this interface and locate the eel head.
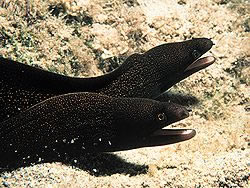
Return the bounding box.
[128,38,216,98]
[146,38,215,95]
[93,99,194,152]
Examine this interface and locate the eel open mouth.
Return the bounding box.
[184,56,215,74]
[141,104,195,147]
[108,129,196,152]
[144,129,196,147]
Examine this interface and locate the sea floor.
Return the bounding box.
[0,0,249,187]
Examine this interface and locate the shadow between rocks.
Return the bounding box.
[0,152,148,177]
[156,92,199,106]
[64,153,148,176]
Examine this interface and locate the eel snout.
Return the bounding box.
[174,106,189,120]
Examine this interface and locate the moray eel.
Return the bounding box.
[0,92,192,167]
[0,38,215,122]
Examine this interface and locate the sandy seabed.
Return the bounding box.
[0,0,249,187]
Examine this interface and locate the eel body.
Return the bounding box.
[0,38,215,122]
[0,92,191,167]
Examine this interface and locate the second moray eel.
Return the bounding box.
[0,38,215,122]
[0,92,191,167]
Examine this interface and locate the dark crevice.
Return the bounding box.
[48,4,93,26]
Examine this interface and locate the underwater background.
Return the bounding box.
[0,0,249,187]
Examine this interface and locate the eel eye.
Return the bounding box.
[192,50,201,59]
[157,113,166,121]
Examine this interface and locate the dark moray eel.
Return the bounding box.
[0,92,191,167]
[0,38,215,122]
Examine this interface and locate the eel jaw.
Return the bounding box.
[184,56,215,74]
[158,56,215,95]
[144,128,196,147]
[100,105,194,152]
[101,129,196,152]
